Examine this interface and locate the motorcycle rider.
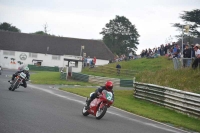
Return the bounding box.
[8,66,30,88]
[85,81,114,109]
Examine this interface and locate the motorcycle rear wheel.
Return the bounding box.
[96,105,107,120]
[82,106,89,116]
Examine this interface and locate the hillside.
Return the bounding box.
[82,56,200,94]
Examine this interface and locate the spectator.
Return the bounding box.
[172,44,179,58]
[84,57,87,67]
[191,44,195,58]
[116,63,121,75]
[129,51,133,59]
[87,56,90,67]
[89,59,93,68]
[192,44,200,69]
[93,56,96,66]
[183,44,191,67]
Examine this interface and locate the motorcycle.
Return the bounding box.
[82,90,114,120]
[8,72,27,91]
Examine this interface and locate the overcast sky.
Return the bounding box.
[0,0,200,54]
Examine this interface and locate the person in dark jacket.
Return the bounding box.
[8,66,30,88]
[85,81,114,109]
[116,63,121,75]
[183,44,192,67]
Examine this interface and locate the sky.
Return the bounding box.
[0,0,200,54]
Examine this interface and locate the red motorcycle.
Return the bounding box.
[82,90,114,120]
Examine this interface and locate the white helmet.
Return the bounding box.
[24,66,29,71]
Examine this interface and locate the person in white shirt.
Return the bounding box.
[192,44,200,69]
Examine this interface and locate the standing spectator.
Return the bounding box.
[83,57,87,67]
[87,56,90,67]
[192,44,200,69]
[183,44,191,67]
[191,44,195,58]
[93,56,96,66]
[129,51,133,59]
[172,44,179,58]
[116,63,121,75]
[164,44,168,55]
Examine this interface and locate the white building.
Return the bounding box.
[0,31,114,72]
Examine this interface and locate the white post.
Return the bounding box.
[80,46,82,56]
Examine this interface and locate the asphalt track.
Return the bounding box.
[0,69,192,133]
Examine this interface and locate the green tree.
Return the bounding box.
[0,22,21,32]
[32,31,48,35]
[100,15,140,55]
[172,9,200,39]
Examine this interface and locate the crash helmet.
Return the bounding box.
[105,81,113,91]
[23,66,29,73]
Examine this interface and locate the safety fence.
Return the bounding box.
[71,72,133,87]
[28,65,59,72]
[86,65,137,78]
[172,58,200,70]
[134,82,200,118]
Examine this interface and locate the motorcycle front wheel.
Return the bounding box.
[10,79,20,91]
[82,106,89,116]
[95,105,107,120]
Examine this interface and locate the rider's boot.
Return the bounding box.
[85,98,92,110]
[8,80,13,84]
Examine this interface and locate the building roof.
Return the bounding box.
[0,30,114,60]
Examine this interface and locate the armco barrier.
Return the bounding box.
[120,79,133,87]
[60,72,67,80]
[72,72,89,82]
[28,65,59,72]
[88,75,120,87]
[134,82,200,118]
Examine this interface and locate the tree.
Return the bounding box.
[0,22,21,32]
[100,15,140,55]
[32,31,48,35]
[172,9,200,39]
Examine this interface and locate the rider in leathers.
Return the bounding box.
[9,66,30,88]
[86,81,114,109]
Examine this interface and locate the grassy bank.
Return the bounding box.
[82,56,200,94]
[60,87,200,132]
[30,71,97,86]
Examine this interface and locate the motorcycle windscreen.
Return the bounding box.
[105,91,113,101]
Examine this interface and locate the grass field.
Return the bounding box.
[30,71,97,86]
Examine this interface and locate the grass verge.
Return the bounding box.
[60,87,200,132]
[82,56,200,94]
[30,71,97,86]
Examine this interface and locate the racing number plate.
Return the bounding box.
[20,72,26,79]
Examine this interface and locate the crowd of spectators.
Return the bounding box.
[140,42,200,69]
[106,41,200,70]
[83,56,96,68]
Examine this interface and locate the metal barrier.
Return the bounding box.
[134,82,200,118]
[88,75,120,87]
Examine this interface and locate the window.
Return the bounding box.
[52,55,60,60]
[29,53,37,58]
[3,50,15,56]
